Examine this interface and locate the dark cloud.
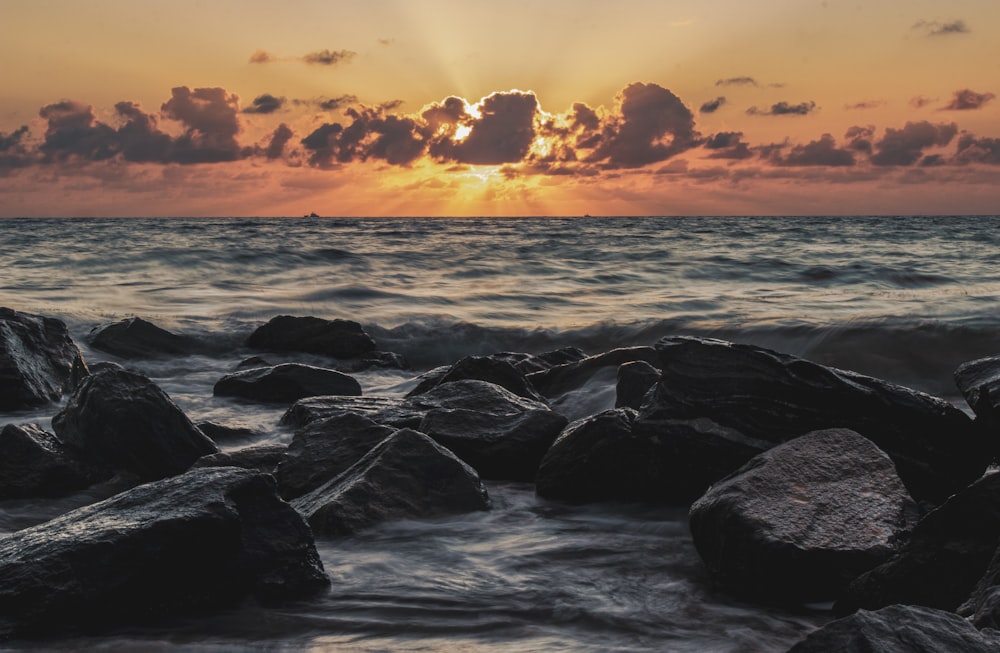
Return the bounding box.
[160,86,243,163]
[292,95,359,112]
[114,101,173,162]
[747,101,817,116]
[447,91,539,165]
[243,94,286,114]
[775,134,855,166]
[942,88,995,111]
[248,50,273,64]
[38,100,118,162]
[716,77,757,87]
[301,123,344,168]
[910,95,935,109]
[913,20,970,36]
[845,124,876,154]
[302,49,356,66]
[700,96,726,114]
[703,131,753,160]
[870,121,958,166]
[955,134,1000,164]
[0,125,31,169]
[589,82,699,168]
[265,123,293,160]
[846,100,885,110]
[301,104,426,167]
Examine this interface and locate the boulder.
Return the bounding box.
[192,444,288,473]
[527,346,659,398]
[615,360,661,410]
[275,413,395,500]
[406,356,547,404]
[836,471,1000,615]
[689,429,918,603]
[418,408,568,481]
[281,396,416,430]
[960,543,1000,629]
[955,355,1000,422]
[292,428,490,536]
[785,605,1000,653]
[52,364,218,481]
[0,467,328,639]
[196,421,265,445]
[0,423,108,499]
[213,363,362,404]
[637,336,986,504]
[88,317,199,359]
[246,315,376,359]
[0,307,87,410]
[507,346,588,374]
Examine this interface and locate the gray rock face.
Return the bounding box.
[246,315,376,359]
[89,316,199,359]
[52,364,218,481]
[275,413,396,500]
[836,471,1000,616]
[281,395,415,429]
[689,429,918,603]
[192,444,288,473]
[0,307,87,410]
[639,336,985,504]
[615,360,661,410]
[0,467,329,639]
[786,605,1000,653]
[0,423,108,499]
[213,363,362,404]
[419,407,568,481]
[292,428,490,537]
[406,355,547,404]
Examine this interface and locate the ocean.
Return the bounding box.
[1,215,998,650]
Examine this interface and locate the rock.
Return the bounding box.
[527,346,659,398]
[0,423,108,499]
[88,317,200,359]
[955,355,1000,422]
[836,471,1000,615]
[785,605,1000,653]
[246,315,376,359]
[0,467,328,639]
[615,360,661,410]
[419,408,568,481]
[406,356,547,404]
[192,444,288,473]
[0,307,87,410]
[292,428,490,536]
[196,421,265,444]
[275,413,395,500]
[213,363,362,404]
[236,356,273,370]
[689,429,918,603]
[281,396,416,430]
[509,347,588,374]
[960,543,1000,629]
[52,364,218,481]
[638,336,985,504]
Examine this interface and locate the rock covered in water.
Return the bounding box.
[0,467,329,639]
[638,336,985,504]
[615,360,661,410]
[192,443,288,473]
[785,604,1000,653]
[213,363,362,404]
[689,428,918,603]
[246,315,376,359]
[52,363,218,481]
[0,307,87,410]
[292,428,490,536]
[0,423,108,499]
[281,395,415,429]
[88,316,200,359]
[406,355,547,404]
[196,421,265,444]
[275,413,396,500]
[836,471,1000,615]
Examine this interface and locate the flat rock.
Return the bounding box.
[88,317,200,359]
[0,423,108,499]
[0,307,87,410]
[192,444,288,473]
[246,315,376,359]
[689,428,918,603]
[52,364,218,481]
[0,467,328,639]
[292,428,490,536]
[786,605,1000,653]
[213,363,362,404]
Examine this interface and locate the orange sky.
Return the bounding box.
[1,0,998,216]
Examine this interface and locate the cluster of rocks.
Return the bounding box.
[2,306,1000,649]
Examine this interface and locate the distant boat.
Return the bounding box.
[302,212,321,218]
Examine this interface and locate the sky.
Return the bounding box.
[1,0,998,217]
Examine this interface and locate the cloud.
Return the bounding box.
[716,77,757,87]
[248,50,274,64]
[702,131,753,160]
[912,19,970,37]
[747,101,817,116]
[845,124,876,154]
[700,96,726,114]
[302,49,356,66]
[941,88,996,111]
[846,100,885,110]
[377,38,394,46]
[113,101,173,162]
[243,94,286,115]
[292,95,359,112]
[160,86,243,163]
[301,103,426,167]
[0,125,31,169]
[954,134,1000,164]
[910,95,935,109]
[445,91,539,165]
[265,123,294,160]
[870,120,958,166]
[38,100,119,162]
[774,133,855,166]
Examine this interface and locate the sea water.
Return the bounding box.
[1,215,998,650]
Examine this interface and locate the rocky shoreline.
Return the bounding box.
[2,306,1000,649]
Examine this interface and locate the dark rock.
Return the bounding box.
[337,350,408,372]
[955,355,1000,422]
[836,471,1000,615]
[192,444,288,473]
[196,421,265,444]
[419,408,568,481]
[786,605,1000,653]
[406,365,451,396]
[638,336,985,504]
[281,396,416,430]
[0,307,87,410]
[615,360,661,410]
[509,346,588,374]
[275,413,395,500]
[247,315,376,359]
[213,363,362,404]
[960,543,1000,629]
[689,428,918,603]
[236,356,272,370]
[89,317,200,359]
[0,467,328,639]
[0,423,108,499]
[52,364,218,481]
[292,428,490,536]
[527,346,659,398]
[406,355,547,404]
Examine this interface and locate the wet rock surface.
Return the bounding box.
[0,307,87,410]
[0,423,108,499]
[213,363,362,404]
[246,315,377,359]
[192,444,288,473]
[88,316,201,359]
